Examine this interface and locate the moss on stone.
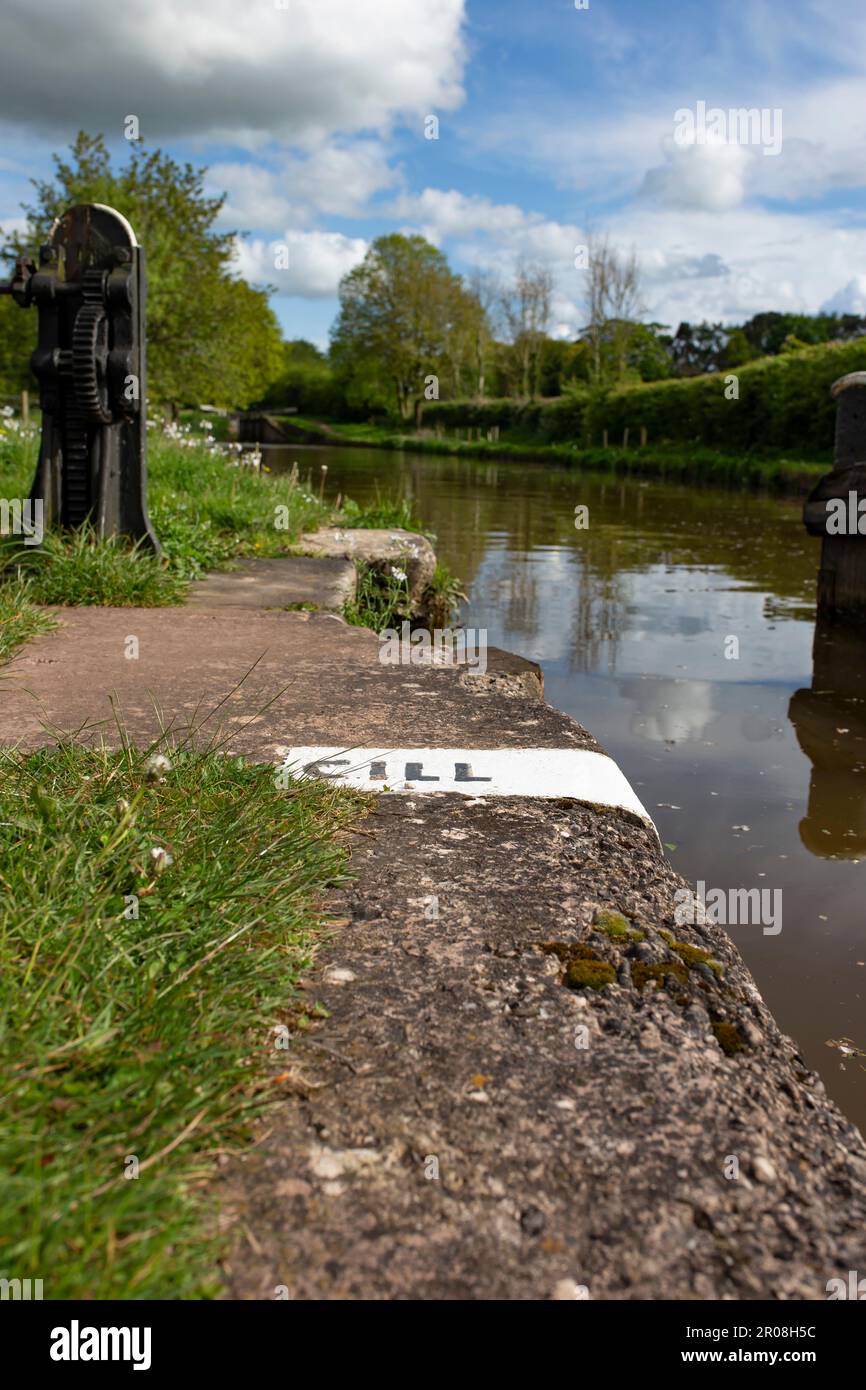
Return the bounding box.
[564,959,616,990]
[671,941,712,968]
[595,910,629,937]
[658,936,725,976]
[632,960,689,991]
[594,910,645,943]
[712,1022,746,1056]
[541,941,615,991]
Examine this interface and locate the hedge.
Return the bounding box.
[420,337,866,456]
[420,393,589,441]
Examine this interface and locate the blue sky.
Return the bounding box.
[2,0,866,348]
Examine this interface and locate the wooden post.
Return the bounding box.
[21,389,29,424]
[623,427,629,448]
[602,429,608,449]
[640,425,647,447]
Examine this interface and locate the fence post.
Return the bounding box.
[21,389,29,424]
[640,425,647,447]
[623,427,629,448]
[602,429,608,449]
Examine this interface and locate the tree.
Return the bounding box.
[740,310,866,356]
[2,131,283,411]
[718,328,754,369]
[466,269,498,398]
[669,321,727,375]
[583,235,645,384]
[499,261,553,398]
[538,338,592,395]
[331,233,475,421]
[256,339,343,416]
[0,295,36,401]
[623,322,673,381]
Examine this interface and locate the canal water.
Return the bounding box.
[273,442,866,1135]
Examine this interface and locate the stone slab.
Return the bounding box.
[0,608,567,763]
[219,791,866,1301]
[185,556,356,612]
[295,527,436,604]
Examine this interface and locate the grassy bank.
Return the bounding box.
[292,416,827,492]
[0,741,366,1298]
[0,420,463,633]
[412,335,866,466]
[0,416,465,652]
[0,422,333,607]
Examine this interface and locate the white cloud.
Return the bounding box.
[0,0,467,145]
[610,204,866,329]
[211,141,398,229]
[640,141,755,213]
[822,275,866,316]
[233,229,367,298]
[391,187,582,265]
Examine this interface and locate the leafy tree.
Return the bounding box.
[718,328,754,369]
[669,321,727,375]
[2,131,283,411]
[331,234,477,421]
[0,295,36,401]
[256,339,345,416]
[538,338,592,395]
[740,310,866,356]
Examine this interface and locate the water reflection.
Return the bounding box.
[789,618,866,857]
[619,676,717,744]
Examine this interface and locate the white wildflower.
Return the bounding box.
[144,753,172,782]
[149,846,173,875]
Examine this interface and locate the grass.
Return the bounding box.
[0,421,333,610]
[338,493,422,531]
[0,418,466,647]
[9,527,187,607]
[343,559,412,630]
[0,740,367,1298]
[0,577,56,663]
[292,416,828,492]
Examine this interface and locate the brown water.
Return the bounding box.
[272,443,866,1134]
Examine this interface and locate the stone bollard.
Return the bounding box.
[803,371,866,615]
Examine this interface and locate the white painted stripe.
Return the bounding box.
[280,747,657,831]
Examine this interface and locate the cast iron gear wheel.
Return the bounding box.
[72,301,112,423]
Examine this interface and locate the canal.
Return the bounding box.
[278,442,866,1135]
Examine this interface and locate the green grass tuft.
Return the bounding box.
[0,577,57,663]
[342,558,412,631]
[0,743,366,1298]
[8,526,185,607]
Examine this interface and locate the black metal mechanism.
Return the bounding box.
[0,203,160,551]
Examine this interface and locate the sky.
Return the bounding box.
[1,0,866,349]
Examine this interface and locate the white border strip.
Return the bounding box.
[280,746,657,831]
